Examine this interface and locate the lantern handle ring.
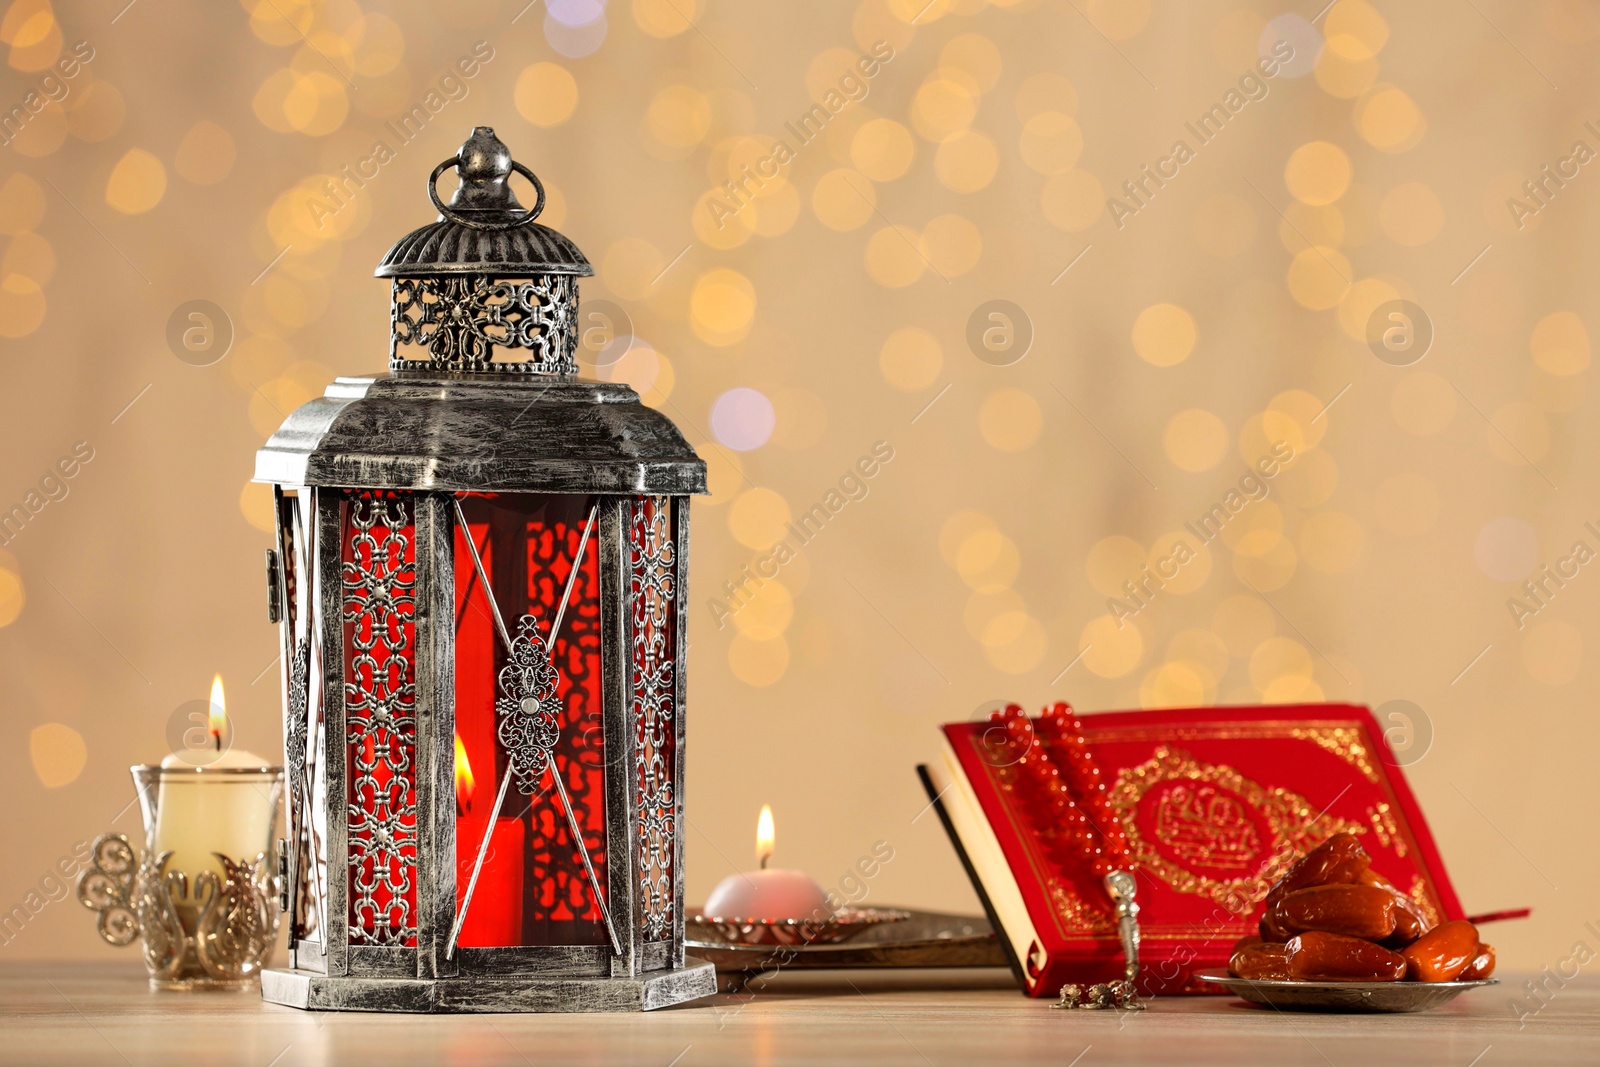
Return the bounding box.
[428,156,546,231]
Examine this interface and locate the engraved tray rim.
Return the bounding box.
[1193,968,1499,1013]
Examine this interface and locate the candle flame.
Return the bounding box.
[756,804,774,869]
[454,734,476,812]
[208,674,226,750]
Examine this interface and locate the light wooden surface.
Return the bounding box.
[1,961,1592,1066]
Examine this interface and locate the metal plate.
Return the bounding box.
[686,909,1007,972]
[1194,969,1498,1013]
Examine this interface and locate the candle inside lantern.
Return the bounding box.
[151,675,277,880]
[453,734,524,947]
[703,805,831,921]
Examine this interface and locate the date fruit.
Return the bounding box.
[1285,930,1407,982]
[1400,921,1481,983]
[1278,884,1398,940]
[1259,834,1372,941]
[1459,944,1496,981]
[1230,936,1292,981]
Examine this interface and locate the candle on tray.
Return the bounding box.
[704,805,832,921]
[151,675,277,879]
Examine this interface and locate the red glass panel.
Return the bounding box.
[341,491,419,947]
[631,496,677,942]
[454,493,609,948]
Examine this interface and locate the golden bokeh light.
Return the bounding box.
[879,326,942,391]
[1079,613,1143,679]
[1286,246,1353,310]
[1163,408,1229,472]
[978,388,1042,452]
[911,76,977,142]
[1530,311,1590,376]
[864,224,926,288]
[728,487,792,550]
[646,85,712,149]
[1325,0,1389,59]
[939,34,1002,93]
[919,213,982,277]
[728,633,789,688]
[633,0,697,37]
[104,148,167,215]
[515,62,579,127]
[851,118,915,181]
[935,130,999,193]
[812,168,876,230]
[174,121,236,185]
[1019,111,1083,175]
[1285,141,1352,206]
[730,581,794,641]
[1356,84,1425,151]
[1087,535,1146,598]
[955,527,1021,593]
[1522,620,1582,686]
[0,273,45,337]
[689,268,757,345]
[1139,661,1208,708]
[29,722,86,789]
[1131,303,1197,366]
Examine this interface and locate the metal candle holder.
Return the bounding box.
[76,765,284,990]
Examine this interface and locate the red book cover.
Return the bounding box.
[927,703,1466,997]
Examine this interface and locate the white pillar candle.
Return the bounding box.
[703,805,832,921]
[150,676,278,881]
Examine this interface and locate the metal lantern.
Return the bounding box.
[254,127,713,1013]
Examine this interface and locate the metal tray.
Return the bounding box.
[1194,969,1498,1013]
[686,909,1009,973]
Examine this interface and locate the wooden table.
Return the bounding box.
[2,962,1592,1066]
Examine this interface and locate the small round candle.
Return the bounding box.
[703,805,831,921]
[151,676,277,880]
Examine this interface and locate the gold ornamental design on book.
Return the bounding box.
[1108,746,1364,908]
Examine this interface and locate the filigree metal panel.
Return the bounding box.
[390,274,577,373]
[341,492,419,947]
[629,497,676,942]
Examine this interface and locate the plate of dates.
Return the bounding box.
[1198,832,1499,1013]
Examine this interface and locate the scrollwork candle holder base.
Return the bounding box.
[77,833,281,991]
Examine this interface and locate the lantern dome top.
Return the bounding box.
[375,127,593,279]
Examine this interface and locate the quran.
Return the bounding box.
[918,703,1474,997]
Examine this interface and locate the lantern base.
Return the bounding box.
[260,958,717,1013]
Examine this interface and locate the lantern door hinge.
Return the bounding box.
[266,549,282,624]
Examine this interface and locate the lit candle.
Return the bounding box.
[151,675,277,880]
[703,805,832,921]
[453,734,524,947]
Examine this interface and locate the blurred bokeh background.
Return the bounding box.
[1,0,1594,972]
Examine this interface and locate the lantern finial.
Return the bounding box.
[377,126,591,374]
